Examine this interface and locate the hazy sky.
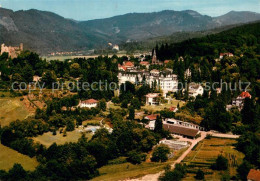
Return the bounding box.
[0,0,259,21]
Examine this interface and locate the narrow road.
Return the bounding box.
[128,131,240,181]
[209,131,240,139]
[128,132,207,181]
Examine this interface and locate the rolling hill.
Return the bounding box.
[0,8,260,54]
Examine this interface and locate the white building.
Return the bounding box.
[219,52,234,59]
[164,118,204,131]
[188,83,204,97]
[232,91,252,110]
[185,68,191,79]
[148,120,156,130]
[146,93,159,105]
[144,114,159,130]
[79,99,98,108]
[118,69,178,97]
[112,45,119,51]
[33,75,41,82]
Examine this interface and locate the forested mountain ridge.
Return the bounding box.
[155,21,260,60]
[1,8,260,54]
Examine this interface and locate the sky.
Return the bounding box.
[0,0,259,21]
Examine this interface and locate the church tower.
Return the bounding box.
[152,49,157,64]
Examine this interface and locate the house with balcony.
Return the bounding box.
[145,93,160,105]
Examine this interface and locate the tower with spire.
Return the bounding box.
[152,49,158,64]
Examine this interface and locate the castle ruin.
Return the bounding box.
[0,43,23,58]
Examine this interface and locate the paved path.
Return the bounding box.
[128,132,207,181]
[127,131,240,181]
[209,131,240,139]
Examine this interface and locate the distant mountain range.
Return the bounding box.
[0,8,260,54]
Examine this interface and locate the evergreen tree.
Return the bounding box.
[8,164,28,180]
[241,97,255,124]
[128,106,135,120]
[154,116,163,133]
[195,169,204,180]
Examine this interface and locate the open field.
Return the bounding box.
[182,138,244,180]
[33,129,92,147]
[92,162,166,181]
[0,144,38,171]
[0,97,31,126]
[92,147,188,181]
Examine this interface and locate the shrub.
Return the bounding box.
[127,151,146,164]
[159,164,186,181]
[151,144,170,162]
[194,169,204,180]
[121,100,128,108]
[205,134,212,139]
[237,160,253,180]
[211,155,228,170]
[112,97,120,104]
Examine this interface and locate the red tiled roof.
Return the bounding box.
[140,61,149,65]
[247,169,260,181]
[220,52,233,56]
[82,99,98,104]
[145,114,159,120]
[121,66,127,71]
[169,107,177,111]
[239,91,251,99]
[163,124,199,137]
[118,64,127,71]
[124,61,134,67]
[164,60,170,64]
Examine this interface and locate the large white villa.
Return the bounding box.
[118,69,178,97]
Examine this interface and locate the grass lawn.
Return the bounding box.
[107,102,121,110]
[0,144,38,171]
[182,138,244,180]
[141,99,185,113]
[92,162,165,181]
[33,129,92,147]
[92,147,188,181]
[83,117,103,126]
[0,97,31,126]
[107,99,185,113]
